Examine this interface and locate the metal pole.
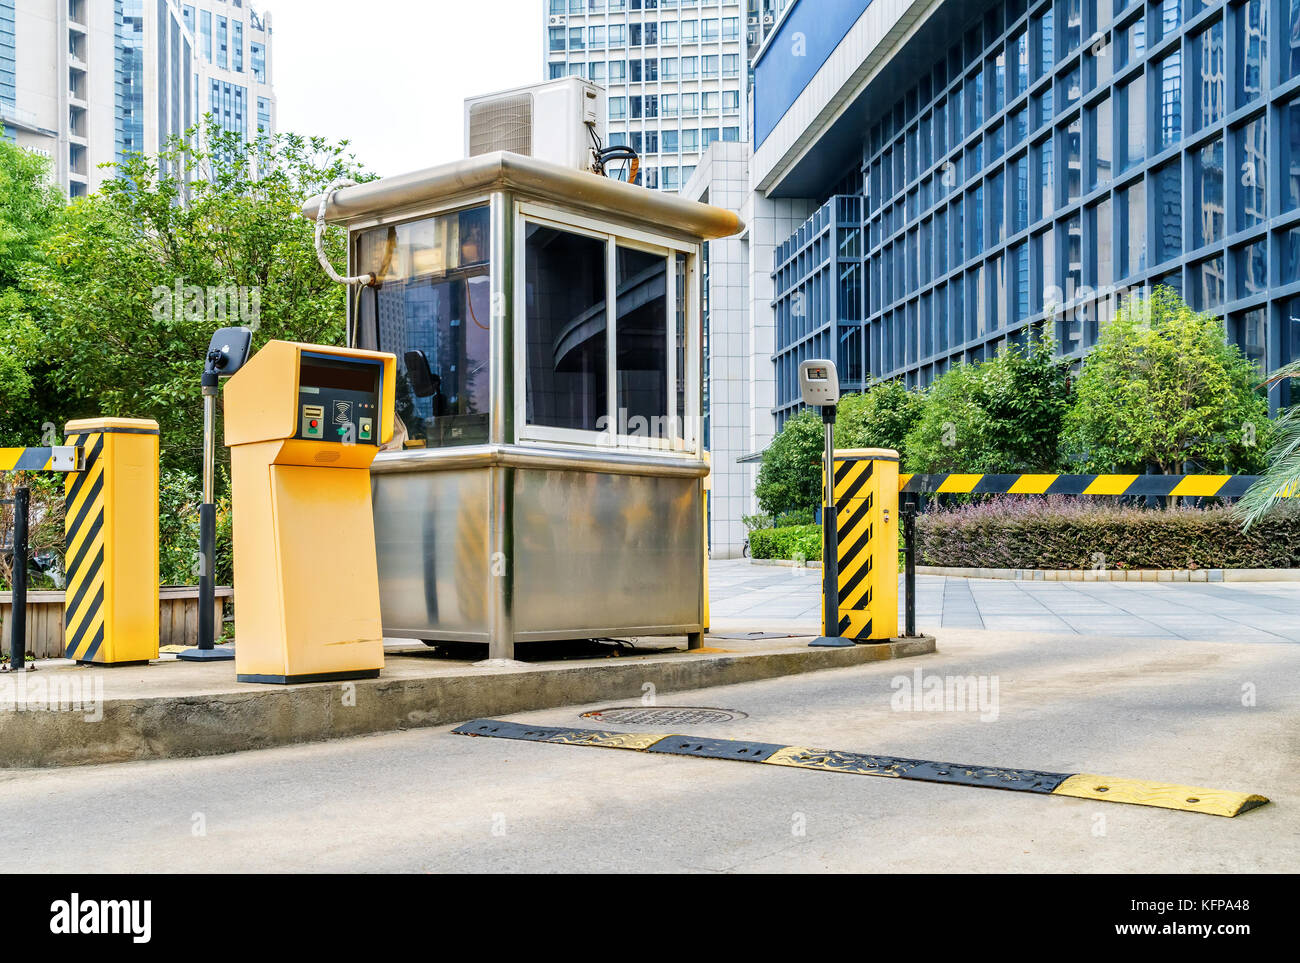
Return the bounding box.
[10,487,29,670]
[822,419,838,639]
[810,407,852,646]
[180,379,234,661]
[199,386,216,651]
[902,493,917,638]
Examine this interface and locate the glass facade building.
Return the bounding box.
[769,0,1300,420]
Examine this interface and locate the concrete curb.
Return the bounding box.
[915,565,1300,582]
[0,637,936,768]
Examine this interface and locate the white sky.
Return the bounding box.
[266,0,543,177]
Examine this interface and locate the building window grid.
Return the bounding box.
[840,0,1300,392]
[770,195,866,423]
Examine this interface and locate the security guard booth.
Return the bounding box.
[223,341,396,683]
[62,418,160,664]
[826,448,899,642]
[304,151,741,660]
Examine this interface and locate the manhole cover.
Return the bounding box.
[580,706,746,726]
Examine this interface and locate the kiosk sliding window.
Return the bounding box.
[352,205,491,449]
[523,219,695,451]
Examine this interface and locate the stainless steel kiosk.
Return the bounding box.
[304,152,742,660]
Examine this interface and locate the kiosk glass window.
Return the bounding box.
[524,224,609,432]
[615,246,668,434]
[352,205,491,448]
[522,216,694,451]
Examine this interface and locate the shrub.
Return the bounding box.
[749,523,823,561]
[754,409,823,517]
[915,497,1300,570]
[157,467,233,587]
[834,378,924,460]
[904,328,1073,473]
[0,473,65,590]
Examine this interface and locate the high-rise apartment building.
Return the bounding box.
[543,0,747,193]
[3,0,274,198]
[181,0,275,144]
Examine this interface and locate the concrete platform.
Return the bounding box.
[0,633,936,768]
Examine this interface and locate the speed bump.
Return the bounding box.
[453,720,1268,817]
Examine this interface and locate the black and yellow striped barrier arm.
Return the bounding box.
[455,719,1268,817]
[899,473,1275,497]
[0,447,84,473]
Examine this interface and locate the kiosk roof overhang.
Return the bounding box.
[303,151,744,242]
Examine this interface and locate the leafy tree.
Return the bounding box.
[17,121,372,473]
[1062,287,1270,475]
[976,327,1074,470]
[902,362,991,472]
[904,328,1074,473]
[754,408,824,517]
[834,378,925,459]
[0,141,64,446]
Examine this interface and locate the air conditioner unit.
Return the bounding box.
[548,14,564,25]
[763,14,774,24]
[464,77,606,172]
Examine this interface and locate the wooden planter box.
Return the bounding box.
[0,586,232,659]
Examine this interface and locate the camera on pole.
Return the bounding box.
[798,359,854,648]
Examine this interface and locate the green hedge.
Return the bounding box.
[916,499,1300,570]
[749,523,823,561]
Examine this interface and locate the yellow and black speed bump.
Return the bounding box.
[899,472,1266,498]
[453,719,1269,817]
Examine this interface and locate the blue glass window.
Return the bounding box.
[1238,0,1266,106]
[1192,18,1224,131]
[1090,95,1112,189]
[1121,181,1145,278]
[1287,0,1300,80]
[1154,160,1182,264]
[1158,50,1181,149]
[1286,95,1300,212]
[1238,117,1267,229]
[1193,137,1225,246]
[1236,240,1267,298]
[1120,73,1145,169]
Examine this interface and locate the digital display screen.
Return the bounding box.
[806,366,828,380]
[300,360,378,394]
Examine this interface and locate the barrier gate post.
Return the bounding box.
[828,448,900,642]
[62,418,160,665]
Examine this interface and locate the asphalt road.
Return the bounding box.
[1,620,1295,872]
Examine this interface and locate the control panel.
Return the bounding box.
[295,353,383,445]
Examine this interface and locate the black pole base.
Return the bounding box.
[809,636,856,647]
[177,645,235,662]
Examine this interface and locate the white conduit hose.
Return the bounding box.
[314,178,375,346]
[314,178,375,287]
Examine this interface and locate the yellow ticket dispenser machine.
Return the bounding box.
[224,341,395,683]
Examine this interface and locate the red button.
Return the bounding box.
[310,420,318,428]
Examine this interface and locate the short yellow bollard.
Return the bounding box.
[62,418,160,664]
[824,448,899,642]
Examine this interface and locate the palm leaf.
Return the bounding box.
[1238,359,1300,529]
